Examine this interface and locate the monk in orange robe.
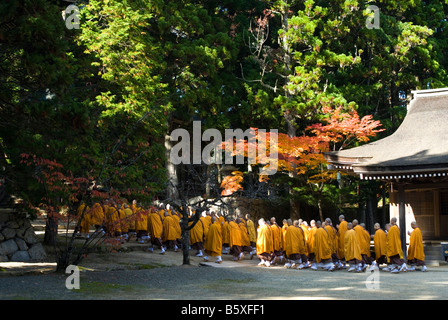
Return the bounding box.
[148,206,164,253]
[312,221,334,271]
[307,220,317,265]
[245,214,257,248]
[90,202,105,231]
[228,218,243,260]
[238,218,254,258]
[256,218,274,267]
[284,220,308,269]
[311,221,335,271]
[372,223,387,268]
[337,215,348,266]
[171,210,182,247]
[162,211,179,252]
[222,217,230,253]
[344,222,362,272]
[189,211,205,257]
[407,221,427,271]
[270,217,284,264]
[203,217,223,263]
[385,217,407,273]
[324,218,341,267]
[122,204,135,241]
[135,206,149,243]
[360,223,374,265]
[353,220,368,271]
[77,202,91,237]
[200,212,211,239]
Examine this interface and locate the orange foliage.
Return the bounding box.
[220,106,383,195]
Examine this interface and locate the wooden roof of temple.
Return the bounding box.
[324,88,448,181]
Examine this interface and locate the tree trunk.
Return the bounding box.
[317,198,324,222]
[43,214,58,246]
[165,133,180,201]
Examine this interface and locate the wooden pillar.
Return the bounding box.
[398,183,407,259]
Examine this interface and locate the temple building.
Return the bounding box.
[324,88,448,259]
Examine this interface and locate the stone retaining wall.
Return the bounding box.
[0,210,47,262]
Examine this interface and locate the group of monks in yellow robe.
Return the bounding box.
[254,214,427,273]
[76,201,427,271]
[76,199,149,242]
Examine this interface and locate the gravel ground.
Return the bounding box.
[1,248,448,300]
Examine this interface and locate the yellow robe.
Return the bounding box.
[239,222,251,247]
[362,228,371,257]
[222,221,230,245]
[308,226,317,255]
[117,208,127,233]
[337,220,348,259]
[135,208,148,232]
[90,203,104,226]
[324,225,338,257]
[407,227,425,261]
[354,225,369,255]
[344,229,362,262]
[200,216,210,239]
[373,228,387,259]
[256,224,273,255]
[246,219,257,243]
[387,225,403,258]
[228,221,242,247]
[148,211,163,239]
[77,203,90,233]
[284,226,306,257]
[204,221,222,256]
[162,215,178,242]
[124,207,134,231]
[171,213,181,240]
[314,227,332,263]
[189,219,204,245]
[270,224,283,251]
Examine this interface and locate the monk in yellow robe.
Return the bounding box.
[221,217,231,254]
[337,215,348,265]
[135,206,149,243]
[189,211,205,257]
[312,221,334,271]
[307,220,317,265]
[162,211,179,252]
[245,214,257,248]
[228,218,243,260]
[385,217,407,273]
[200,213,211,240]
[284,220,308,269]
[353,220,369,270]
[372,223,387,267]
[77,202,91,237]
[360,223,373,263]
[218,213,225,225]
[407,221,427,271]
[256,218,274,267]
[203,217,223,263]
[270,217,284,264]
[148,207,164,253]
[238,218,254,258]
[282,219,288,245]
[171,210,182,247]
[122,204,135,241]
[110,202,123,237]
[344,222,362,272]
[324,218,341,267]
[90,202,105,231]
[116,205,127,242]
